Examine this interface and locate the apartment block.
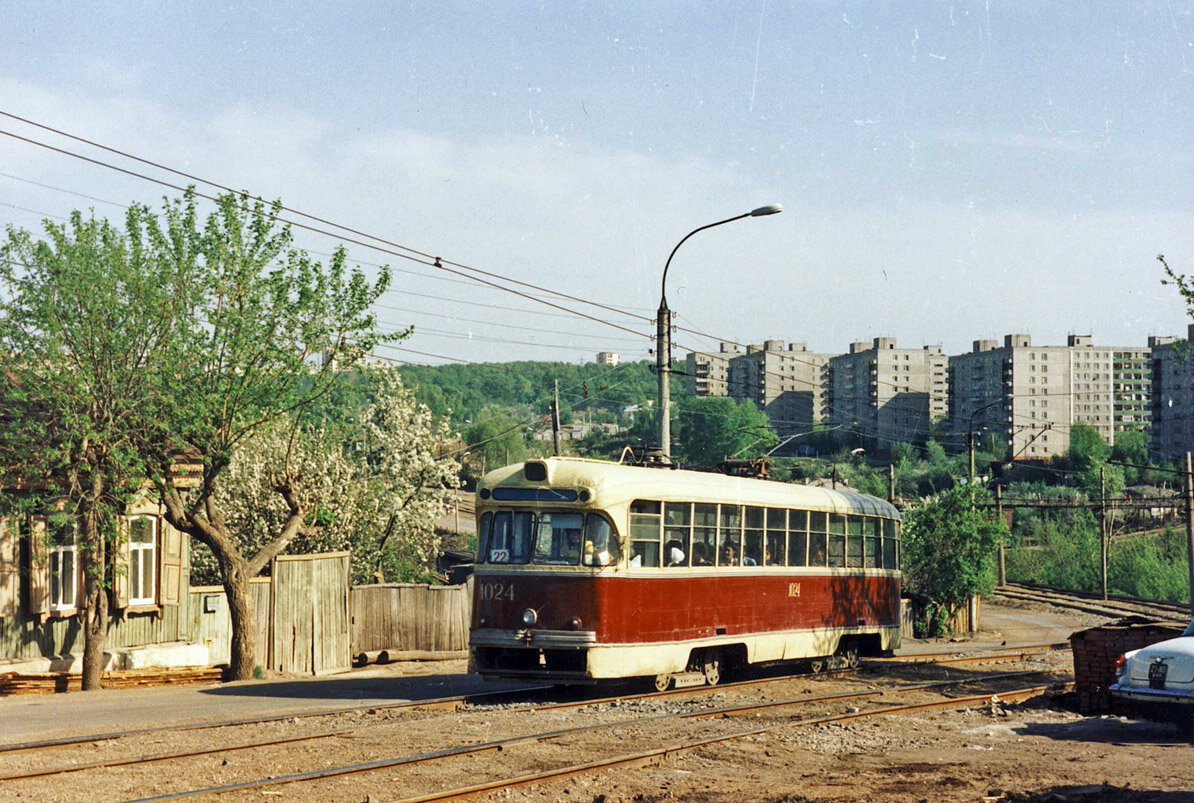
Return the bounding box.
[596,351,621,366]
[1151,328,1192,461]
[949,334,1149,461]
[827,338,948,450]
[685,342,740,397]
[724,340,832,438]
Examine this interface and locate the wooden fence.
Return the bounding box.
[351,579,471,657]
[900,595,980,639]
[188,553,350,675]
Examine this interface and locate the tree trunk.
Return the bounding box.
[221,550,259,680]
[81,474,108,691]
[82,548,108,690]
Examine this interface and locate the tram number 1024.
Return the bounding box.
[479,582,516,602]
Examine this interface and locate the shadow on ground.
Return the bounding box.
[1001,784,1194,802]
[1016,715,1193,746]
[197,671,534,703]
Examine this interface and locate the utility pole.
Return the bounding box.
[1186,452,1194,613]
[887,463,895,504]
[968,430,975,482]
[656,304,671,460]
[1099,467,1108,601]
[552,379,561,456]
[996,483,1006,587]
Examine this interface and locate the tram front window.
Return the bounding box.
[533,512,585,565]
[485,511,535,563]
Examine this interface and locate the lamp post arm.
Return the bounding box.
[660,212,751,307]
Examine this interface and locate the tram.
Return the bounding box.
[469,457,901,688]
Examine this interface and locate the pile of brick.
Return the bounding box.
[1069,618,1184,714]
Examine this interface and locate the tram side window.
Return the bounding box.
[882,519,899,569]
[532,512,585,565]
[692,503,717,566]
[787,510,808,567]
[808,511,827,566]
[742,507,764,566]
[583,513,620,566]
[629,500,661,568]
[663,502,691,567]
[765,508,786,565]
[864,518,880,568]
[718,505,742,566]
[487,511,534,563]
[846,516,864,568]
[827,513,846,568]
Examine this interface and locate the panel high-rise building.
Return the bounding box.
[826,338,949,450]
[949,334,1154,461]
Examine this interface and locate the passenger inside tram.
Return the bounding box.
[720,544,738,565]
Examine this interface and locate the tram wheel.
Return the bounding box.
[653,673,672,692]
[837,641,860,670]
[702,655,721,686]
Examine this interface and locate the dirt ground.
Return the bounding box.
[2,602,1193,803]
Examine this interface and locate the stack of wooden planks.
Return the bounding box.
[0,665,226,695]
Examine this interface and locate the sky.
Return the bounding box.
[1,2,1192,366]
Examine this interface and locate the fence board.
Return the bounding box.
[351,582,470,654]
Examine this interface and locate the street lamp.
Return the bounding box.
[968,395,1011,480]
[656,205,782,461]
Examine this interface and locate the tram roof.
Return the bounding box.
[479,457,900,519]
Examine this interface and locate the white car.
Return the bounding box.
[1110,619,1194,736]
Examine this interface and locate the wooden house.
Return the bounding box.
[0,491,203,672]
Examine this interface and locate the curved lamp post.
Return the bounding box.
[656,204,782,461]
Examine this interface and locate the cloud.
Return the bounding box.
[1,74,1190,365]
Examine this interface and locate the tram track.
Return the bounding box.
[0,643,1075,801]
[105,669,1066,803]
[994,582,1190,623]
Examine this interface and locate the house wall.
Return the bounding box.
[0,502,192,663]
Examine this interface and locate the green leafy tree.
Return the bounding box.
[1110,430,1149,485]
[138,191,394,680]
[674,396,776,469]
[901,484,1006,635]
[0,206,184,690]
[463,409,536,476]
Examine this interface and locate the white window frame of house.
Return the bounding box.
[49,519,78,613]
[128,515,157,606]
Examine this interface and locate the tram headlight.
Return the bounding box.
[521,608,538,627]
[569,617,583,631]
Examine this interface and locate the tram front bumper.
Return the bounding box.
[470,628,596,681]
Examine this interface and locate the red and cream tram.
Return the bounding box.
[469,457,901,688]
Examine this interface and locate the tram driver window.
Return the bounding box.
[582,514,619,566]
[533,512,584,565]
[629,500,661,568]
